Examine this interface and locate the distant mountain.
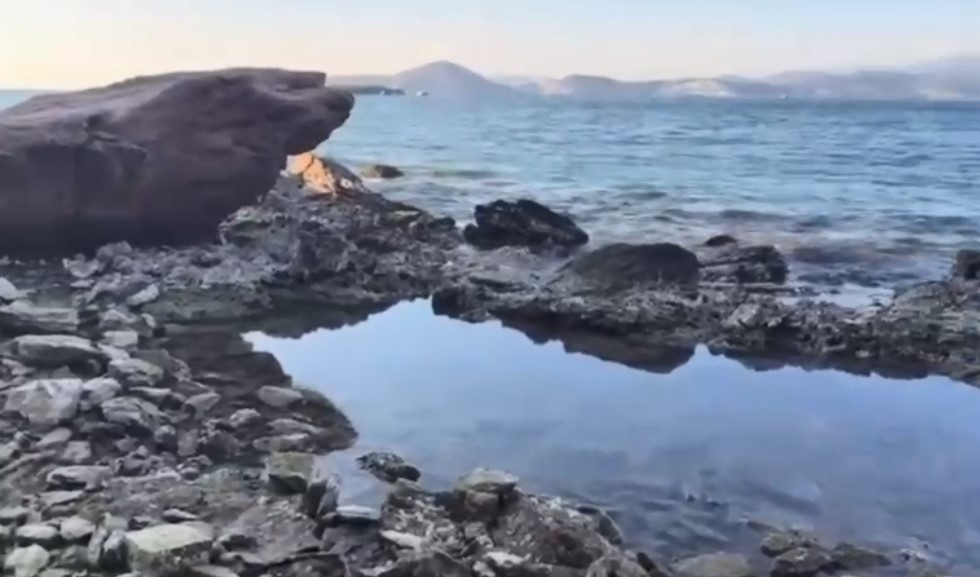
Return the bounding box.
[330,61,517,99]
[330,57,980,102]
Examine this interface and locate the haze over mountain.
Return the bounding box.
[331,55,980,101]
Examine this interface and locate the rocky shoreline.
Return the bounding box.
[0,278,943,577]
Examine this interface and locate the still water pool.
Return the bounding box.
[245,299,980,566]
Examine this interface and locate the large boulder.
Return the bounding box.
[0,68,353,255]
[562,243,700,288]
[463,199,589,251]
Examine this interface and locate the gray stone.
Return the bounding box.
[672,553,754,577]
[190,565,240,577]
[0,302,79,335]
[86,514,128,569]
[772,547,833,577]
[760,532,816,557]
[0,441,20,466]
[263,452,314,495]
[100,396,162,433]
[829,543,890,571]
[586,554,650,577]
[37,491,83,509]
[3,379,84,428]
[38,569,72,577]
[46,465,112,490]
[162,509,199,523]
[4,544,51,577]
[79,378,122,411]
[15,524,60,548]
[252,434,310,453]
[357,451,422,483]
[228,409,261,429]
[10,335,105,368]
[153,425,178,451]
[130,387,181,407]
[127,284,161,307]
[102,330,140,350]
[456,468,519,495]
[108,358,165,388]
[99,309,143,332]
[184,392,221,414]
[60,441,93,465]
[59,517,96,543]
[177,429,200,457]
[323,505,381,527]
[125,523,214,575]
[303,471,340,519]
[100,530,129,571]
[256,386,303,408]
[379,530,423,550]
[0,276,20,301]
[36,427,72,449]
[0,506,31,525]
[268,417,325,436]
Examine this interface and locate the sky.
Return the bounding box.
[2,0,979,89]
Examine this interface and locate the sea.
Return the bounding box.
[6,89,980,569]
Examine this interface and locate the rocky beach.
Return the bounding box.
[1,68,978,577]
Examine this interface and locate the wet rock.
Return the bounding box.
[562,243,700,288]
[4,544,50,577]
[705,234,738,247]
[771,546,832,577]
[357,451,422,483]
[952,249,980,280]
[59,517,96,543]
[575,505,625,546]
[107,358,165,388]
[586,554,650,577]
[9,335,106,368]
[700,244,789,284]
[125,523,214,575]
[829,542,890,571]
[463,199,589,251]
[3,379,84,428]
[672,553,753,577]
[0,303,79,335]
[256,385,304,409]
[16,524,60,548]
[102,330,140,350]
[252,434,311,453]
[0,68,353,255]
[457,468,519,495]
[100,396,163,433]
[228,408,262,429]
[263,452,315,495]
[760,531,816,557]
[46,465,112,490]
[79,377,122,411]
[361,163,405,179]
[0,276,21,302]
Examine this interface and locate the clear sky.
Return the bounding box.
[2,0,978,88]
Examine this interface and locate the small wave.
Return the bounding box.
[718,208,785,222]
[430,168,498,180]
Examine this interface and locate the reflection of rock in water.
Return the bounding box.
[501,317,696,374]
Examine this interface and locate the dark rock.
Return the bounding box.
[361,164,405,179]
[463,199,589,251]
[829,542,890,571]
[45,465,112,490]
[356,451,422,483]
[700,244,789,284]
[952,249,980,280]
[760,531,816,557]
[0,68,353,256]
[562,243,700,287]
[0,303,79,335]
[705,234,738,247]
[263,452,315,495]
[771,546,832,577]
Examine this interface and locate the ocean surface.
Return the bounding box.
[4,89,978,288]
[248,300,980,571]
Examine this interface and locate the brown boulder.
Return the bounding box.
[0,68,354,256]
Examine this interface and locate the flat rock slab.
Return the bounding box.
[10,335,106,368]
[0,302,79,335]
[125,523,214,576]
[3,379,84,428]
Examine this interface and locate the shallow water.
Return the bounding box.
[246,299,980,568]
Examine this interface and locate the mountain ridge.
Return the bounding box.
[329,55,980,101]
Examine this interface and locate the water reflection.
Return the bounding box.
[244,299,980,566]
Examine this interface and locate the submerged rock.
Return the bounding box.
[771,546,833,577]
[672,552,753,577]
[0,68,354,255]
[463,199,589,251]
[361,163,405,179]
